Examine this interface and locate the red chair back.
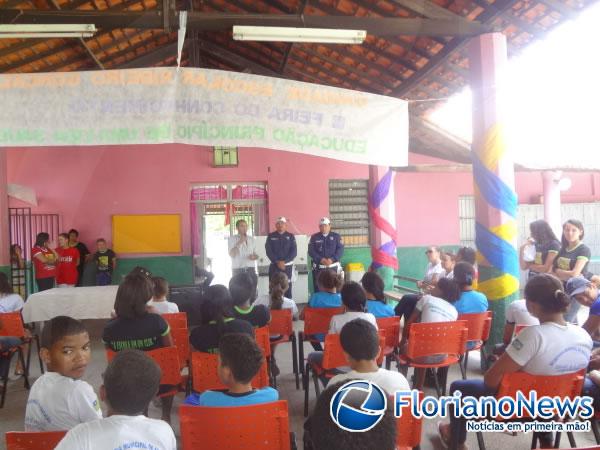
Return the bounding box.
[170,327,191,368]
[255,326,272,358]
[269,309,294,337]
[376,316,401,352]
[180,401,291,450]
[514,324,531,335]
[497,370,585,420]
[6,431,67,450]
[321,334,386,370]
[0,312,25,338]
[406,321,468,362]
[396,391,423,449]
[457,312,492,344]
[105,346,182,386]
[191,351,269,393]
[302,307,344,336]
[162,312,188,330]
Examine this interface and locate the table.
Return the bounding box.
[22,286,119,323]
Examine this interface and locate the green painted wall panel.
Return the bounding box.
[91,256,194,286]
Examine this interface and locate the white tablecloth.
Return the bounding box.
[22,286,119,322]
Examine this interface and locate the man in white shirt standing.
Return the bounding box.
[228,219,258,289]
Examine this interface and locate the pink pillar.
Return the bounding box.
[470,33,519,347]
[542,171,563,238]
[0,149,9,271]
[368,165,397,290]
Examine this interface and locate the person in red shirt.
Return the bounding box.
[32,232,58,292]
[55,233,80,287]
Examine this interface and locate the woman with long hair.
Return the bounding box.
[520,219,561,279]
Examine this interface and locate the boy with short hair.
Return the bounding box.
[55,349,176,450]
[329,319,409,394]
[93,239,117,286]
[147,276,179,314]
[25,316,102,431]
[184,333,278,406]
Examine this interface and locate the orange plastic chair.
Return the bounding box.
[376,316,401,369]
[457,311,492,378]
[0,312,43,407]
[255,326,272,359]
[180,401,291,450]
[303,333,385,416]
[190,351,269,393]
[298,307,344,377]
[105,346,182,394]
[269,309,299,389]
[162,312,188,330]
[5,430,67,450]
[396,391,423,450]
[396,320,468,397]
[170,326,191,369]
[469,371,585,450]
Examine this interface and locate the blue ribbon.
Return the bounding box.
[472,153,518,218]
[475,222,520,278]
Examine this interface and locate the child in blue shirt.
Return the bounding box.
[184,333,278,407]
[452,262,488,314]
[566,276,600,339]
[361,272,394,318]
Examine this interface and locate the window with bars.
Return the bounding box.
[329,179,370,247]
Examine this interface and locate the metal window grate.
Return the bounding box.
[329,180,370,247]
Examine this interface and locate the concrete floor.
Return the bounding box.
[1,318,599,450]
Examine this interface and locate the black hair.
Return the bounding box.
[96,238,106,243]
[235,219,247,228]
[361,272,386,303]
[456,246,477,265]
[524,273,571,314]
[128,266,152,278]
[10,244,21,257]
[340,282,367,312]
[269,272,288,310]
[34,232,50,247]
[317,269,343,291]
[529,220,559,246]
[68,229,79,237]
[0,272,13,295]
[229,272,256,307]
[58,232,69,240]
[436,278,461,303]
[199,285,234,342]
[152,276,169,298]
[103,349,161,415]
[114,273,154,319]
[562,219,585,248]
[453,262,475,288]
[309,380,397,450]
[218,333,264,384]
[340,319,379,361]
[41,315,88,349]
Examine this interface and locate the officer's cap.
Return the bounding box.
[319,217,331,225]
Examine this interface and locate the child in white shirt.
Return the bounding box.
[25,316,102,431]
[147,276,179,315]
[329,318,409,395]
[56,349,176,450]
[329,282,378,334]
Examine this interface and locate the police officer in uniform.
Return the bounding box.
[265,216,297,298]
[308,217,344,292]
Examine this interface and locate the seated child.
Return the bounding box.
[361,272,394,318]
[452,262,488,314]
[329,319,409,394]
[55,349,176,450]
[254,272,299,320]
[0,272,26,376]
[25,316,102,431]
[329,282,378,334]
[184,333,278,407]
[304,380,397,450]
[93,238,117,286]
[566,276,600,340]
[230,272,270,328]
[301,269,344,351]
[189,285,254,353]
[102,272,173,422]
[490,298,540,363]
[147,277,179,315]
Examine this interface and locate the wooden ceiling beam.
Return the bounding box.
[0,9,491,36]
[279,0,307,73]
[118,40,177,68]
[198,39,282,77]
[100,33,170,67]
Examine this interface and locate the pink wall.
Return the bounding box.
[6,145,600,253]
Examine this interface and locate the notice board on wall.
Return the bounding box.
[112,214,181,253]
